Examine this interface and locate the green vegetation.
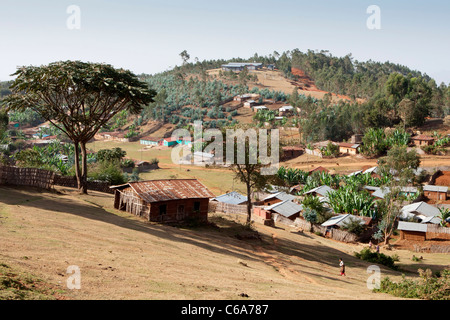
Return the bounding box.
[375,269,450,300]
[354,248,398,270]
[1,61,156,194]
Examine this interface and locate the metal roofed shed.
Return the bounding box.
[111,179,215,223]
[304,185,334,198]
[401,201,440,218]
[398,221,428,241]
[211,191,248,205]
[262,191,296,206]
[264,200,303,220]
[321,214,370,228]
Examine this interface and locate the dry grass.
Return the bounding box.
[1,185,448,300]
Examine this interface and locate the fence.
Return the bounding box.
[208,201,248,216]
[0,165,114,194]
[426,224,450,240]
[293,218,358,243]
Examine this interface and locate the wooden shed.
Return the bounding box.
[423,185,448,201]
[111,179,215,223]
[397,221,427,241]
[411,135,435,147]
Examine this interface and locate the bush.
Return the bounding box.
[375,269,450,300]
[341,217,365,235]
[354,248,398,270]
[88,162,126,185]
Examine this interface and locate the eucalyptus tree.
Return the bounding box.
[2,61,156,193]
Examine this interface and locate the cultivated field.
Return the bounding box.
[1,185,448,300]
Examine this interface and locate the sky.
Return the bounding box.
[0,0,449,84]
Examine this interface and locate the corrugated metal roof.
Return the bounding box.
[212,191,247,205]
[304,185,334,197]
[397,221,428,233]
[110,179,215,203]
[265,200,303,218]
[423,185,448,193]
[401,201,440,217]
[321,214,369,227]
[263,192,296,202]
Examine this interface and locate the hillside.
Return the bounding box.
[1,185,449,300]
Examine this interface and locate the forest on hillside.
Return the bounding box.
[1,48,449,146]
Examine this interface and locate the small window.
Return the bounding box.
[159,204,167,215]
[193,201,201,211]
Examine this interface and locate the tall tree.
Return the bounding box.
[1,61,156,193]
[375,145,421,245]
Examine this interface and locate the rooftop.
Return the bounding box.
[212,191,247,205]
[264,200,303,218]
[110,179,215,203]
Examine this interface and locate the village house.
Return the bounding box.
[253,105,268,112]
[321,214,372,230]
[211,191,248,205]
[221,62,263,72]
[278,105,294,116]
[95,131,132,143]
[400,201,441,224]
[263,200,304,221]
[110,179,215,223]
[162,137,178,147]
[397,221,428,241]
[338,142,360,155]
[261,191,296,207]
[423,185,448,201]
[243,100,257,108]
[411,134,435,147]
[281,146,303,161]
[140,136,162,146]
[303,185,334,199]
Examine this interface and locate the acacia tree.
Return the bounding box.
[1,61,156,193]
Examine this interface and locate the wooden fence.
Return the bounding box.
[0,165,114,194]
[293,218,358,243]
[208,201,248,216]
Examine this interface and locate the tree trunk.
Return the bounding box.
[80,141,88,194]
[246,183,252,223]
[74,141,82,192]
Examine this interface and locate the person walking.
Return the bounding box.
[339,258,346,276]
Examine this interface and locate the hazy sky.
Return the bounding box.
[0,0,449,84]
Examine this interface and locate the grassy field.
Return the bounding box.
[1,185,449,300]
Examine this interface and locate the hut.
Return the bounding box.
[397,221,427,241]
[338,142,360,155]
[281,146,303,160]
[110,179,215,223]
[261,192,296,207]
[423,185,448,201]
[264,200,303,221]
[303,185,334,198]
[411,135,435,147]
[279,105,294,116]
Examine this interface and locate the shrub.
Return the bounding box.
[341,217,365,235]
[354,248,397,270]
[374,269,450,300]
